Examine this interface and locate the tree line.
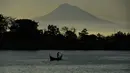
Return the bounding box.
[0,14,130,50]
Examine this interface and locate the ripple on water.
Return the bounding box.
[0,64,130,73]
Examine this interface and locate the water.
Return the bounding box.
[0,50,130,73]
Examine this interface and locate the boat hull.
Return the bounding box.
[49,55,63,61]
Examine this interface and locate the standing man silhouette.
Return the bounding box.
[57,52,60,58]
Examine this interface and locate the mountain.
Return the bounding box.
[34,3,114,24]
[34,3,127,33]
[33,3,127,35]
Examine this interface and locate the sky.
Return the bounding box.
[125,0,130,29]
[0,0,130,33]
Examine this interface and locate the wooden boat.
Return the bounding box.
[49,54,63,61]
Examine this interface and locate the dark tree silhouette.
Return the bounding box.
[65,30,77,40]
[61,26,69,33]
[0,14,130,51]
[0,14,15,33]
[0,14,8,33]
[44,25,60,36]
[62,27,77,40]
[14,19,38,33]
[70,27,76,33]
[79,28,88,40]
[0,14,15,49]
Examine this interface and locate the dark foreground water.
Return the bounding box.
[0,51,130,73]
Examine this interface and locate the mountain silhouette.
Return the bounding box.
[34,3,114,23]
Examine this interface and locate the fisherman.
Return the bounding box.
[57,52,60,58]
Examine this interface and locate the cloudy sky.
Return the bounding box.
[0,0,130,33]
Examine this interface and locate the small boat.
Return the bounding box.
[49,52,63,61]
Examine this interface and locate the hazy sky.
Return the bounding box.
[0,0,129,24]
[125,0,130,29]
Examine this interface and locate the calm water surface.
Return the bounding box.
[0,51,130,73]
